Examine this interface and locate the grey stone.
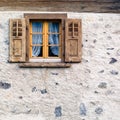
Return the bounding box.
[98,70,104,73]
[51,72,58,75]
[40,89,47,94]
[107,48,114,50]
[95,107,103,115]
[19,96,23,99]
[109,58,117,64]
[107,52,110,55]
[54,106,62,117]
[93,39,97,43]
[110,70,119,75]
[32,87,37,92]
[55,82,59,85]
[0,81,11,89]
[4,40,9,45]
[80,103,87,116]
[98,82,107,89]
[94,91,99,94]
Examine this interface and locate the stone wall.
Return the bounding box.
[0,12,120,120]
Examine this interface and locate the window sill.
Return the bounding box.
[19,62,71,68]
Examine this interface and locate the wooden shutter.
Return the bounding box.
[9,19,26,62]
[65,19,82,63]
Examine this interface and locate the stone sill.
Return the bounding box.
[19,62,71,68]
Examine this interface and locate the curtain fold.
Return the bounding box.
[32,22,43,57]
[49,22,59,56]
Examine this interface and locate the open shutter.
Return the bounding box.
[9,19,26,62]
[65,19,82,63]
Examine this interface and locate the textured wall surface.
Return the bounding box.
[0,12,120,120]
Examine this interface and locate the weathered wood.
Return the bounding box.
[0,1,119,13]
[65,19,82,63]
[19,62,71,68]
[9,19,26,62]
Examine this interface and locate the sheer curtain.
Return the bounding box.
[49,22,59,56]
[32,22,43,57]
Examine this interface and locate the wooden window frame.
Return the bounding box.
[20,13,71,68]
[29,20,62,60]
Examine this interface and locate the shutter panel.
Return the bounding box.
[9,19,26,62]
[65,19,82,63]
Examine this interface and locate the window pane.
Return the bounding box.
[49,22,59,33]
[49,34,59,45]
[32,22,43,32]
[32,34,43,44]
[48,46,59,57]
[32,46,42,57]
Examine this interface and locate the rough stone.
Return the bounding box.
[110,70,119,75]
[98,70,104,73]
[80,103,87,116]
[32,87,37,92]
[109,58,117,64]
[95,107,103,115]
[98,82,107,89]
[54,106,62,117]
[107,48,114,50]
[40,89,47,94]
[0,81,11,89]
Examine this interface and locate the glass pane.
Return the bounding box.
[32,46,42,57]
[74,23,78,27]
[49,22,59,33]
[32,34,43,44]
[48,34,59,45]
[69,23,72,27]
[48,46,59,57]
[32,22,43,33]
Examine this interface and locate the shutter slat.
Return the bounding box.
[65,19,82,63]
[9,18,26,62]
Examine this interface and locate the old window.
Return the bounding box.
[29,20,61,62]
[9,14,82,68]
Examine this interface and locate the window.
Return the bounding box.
[29,20,61,62]
[9,14,82,68]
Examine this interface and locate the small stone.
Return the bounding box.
[4,40,9,45]
[54,106,62,117]
[80,103,87,116]
[98,70,104,73]
[0,81,11,89]
[40,89,47,94]
[94,91,99,94]
[107,48,114,50]
[19,96,23,99]
[109,58,117,64]
[98,82,107,89]
[95,107,103,115]
[110,70,118,75]
[107,52,110,55]
[32,87,37,92]
[55,82,59,85]
[51,73,58,75]
[93,39,97,43]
